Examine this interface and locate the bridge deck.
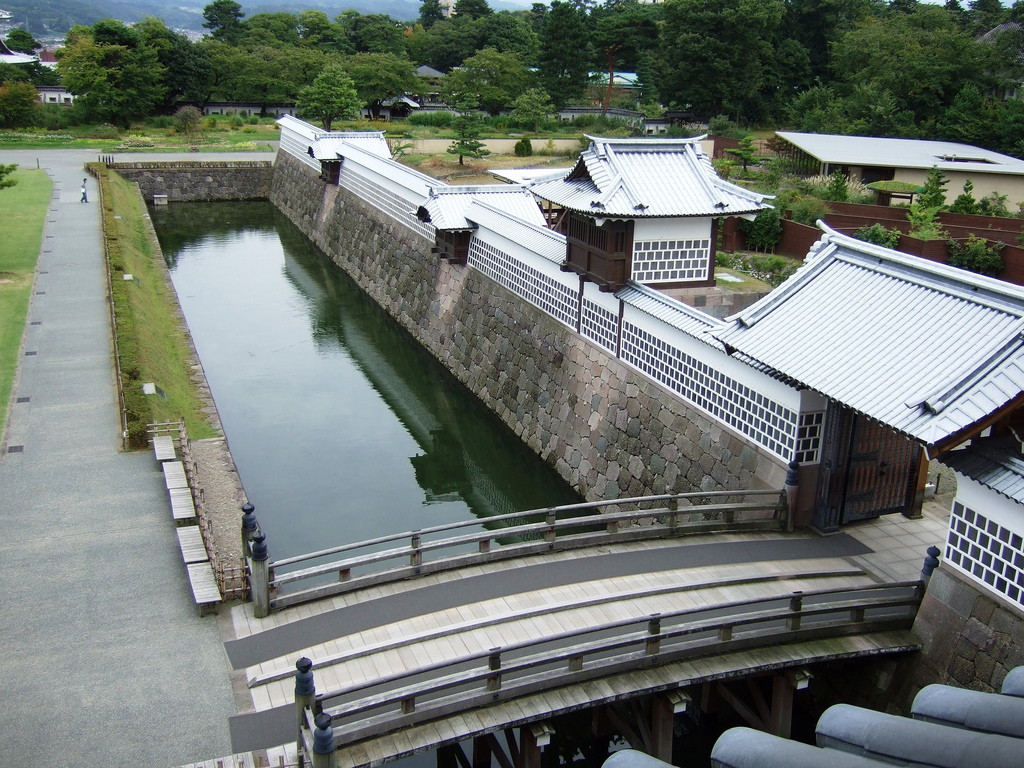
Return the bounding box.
[223,530,923,765]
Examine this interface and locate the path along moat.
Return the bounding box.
[150,201,580,560]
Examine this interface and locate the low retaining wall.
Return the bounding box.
[110,161,273,203]
[270,151,786,502]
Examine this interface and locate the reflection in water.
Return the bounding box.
[150,202,579,559]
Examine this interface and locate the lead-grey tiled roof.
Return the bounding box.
[526,136,771,218]
[311,133,391,160]
[464,200,566,264]
[712,226,1024,447]
[616,283,724,348]
[940,438,1024,505]
[421,186,546,231]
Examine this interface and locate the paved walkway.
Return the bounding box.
[0,149,266,768]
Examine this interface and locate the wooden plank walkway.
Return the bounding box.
[153,434,176,462]
[177,526,209,564]
[169,487,197,522]
[163,460,188,490]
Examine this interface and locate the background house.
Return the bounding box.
[775,131,1024,208]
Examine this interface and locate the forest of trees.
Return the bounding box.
[4,0,1024,157]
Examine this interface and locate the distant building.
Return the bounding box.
[203,103,296,118]
[36,85,74,105]
[775,131,1024,208]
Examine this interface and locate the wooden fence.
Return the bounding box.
[302,579,923,750]
[259,489,788,612]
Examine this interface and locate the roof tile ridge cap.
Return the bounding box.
[620,281,715,320]
[684,142,729,210]
[727,227,838,329]
[906,321,1024,416]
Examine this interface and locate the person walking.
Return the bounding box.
[80,177,88,203]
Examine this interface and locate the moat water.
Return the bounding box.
[149,201,579,561]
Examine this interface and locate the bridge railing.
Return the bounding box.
[264,488,788,611]
[303,579,922,749]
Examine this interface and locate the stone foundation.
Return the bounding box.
[111,161,273,203]
[269,151,787,501]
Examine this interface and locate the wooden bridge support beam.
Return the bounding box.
[519,725,539,768]
[650,694,674,763]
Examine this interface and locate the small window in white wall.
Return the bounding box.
[795,411,824,464]
[947,500,1024,609]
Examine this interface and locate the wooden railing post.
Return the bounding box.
[487,648,502,693]
[545,511,556,547]
[240,502,257,556]
[295,657,316,768]
[784,460,799,532]
[666,497,678,532]
[311,712,337,768]
[646,613,661,656]
[787,591,803,631]
[250,531,270,618]
[411,532,422,572]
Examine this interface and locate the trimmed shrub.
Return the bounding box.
[513,137,533,157]
[947,235,1004,277]
[738,207,783,252]
[407,110,455,127]
[854,223,901,249]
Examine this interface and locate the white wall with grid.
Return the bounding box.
[619,304,800,460]
[946,475,1024,610]
[468,236,579,330]
[338,164,435,241]
[631,217,713,283]
[278,123,322,172]
[580,282,619,354]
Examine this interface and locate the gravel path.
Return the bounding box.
[191,436,247,566]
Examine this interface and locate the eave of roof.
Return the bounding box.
[940,437,1024,505]
[421,185,546,231]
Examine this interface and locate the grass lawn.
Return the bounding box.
[0,168,52,436]
[104,170,218,440]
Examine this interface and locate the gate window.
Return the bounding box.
[795,411,824,464]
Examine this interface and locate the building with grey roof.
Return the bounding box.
[775,131,1024,207]
[526,135,772,292]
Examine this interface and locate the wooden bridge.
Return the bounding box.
[216,490,926,768]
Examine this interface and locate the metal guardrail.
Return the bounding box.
[264,489,787,611]
[308,579,922,749]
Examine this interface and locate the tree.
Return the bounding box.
[343,53,420,118]
[57,21,166,128]
[454,0,493,21]
[173,105,203,144]
[969,0,1006,33]
[947,234,1004,276]
[0,162,17,190]
[480,11,539,63]
[203,0,246,42]
[296,66,361,130]
[537,1,591,109]
[949,180,980,214]
[135,17,212,110]
[338,12,408,56]
[511,88,552,132]
[5,29,40,54]
[442,47,530,115]
[419,0,446,30]
[726,136,758,172]
[242,13,301,48]
[592,1,658,114]
[658,0,785,117]
[829,6,994,126]
[418,16,486,70]
[447,97,490,165]
[918,167,950,209]
[0,81,37,127]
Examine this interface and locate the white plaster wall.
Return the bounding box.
[633,217,712,243]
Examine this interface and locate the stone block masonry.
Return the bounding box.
[109,161,274,203]
[270,152,786,501]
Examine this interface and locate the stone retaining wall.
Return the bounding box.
[111,161,273,203]
[270,151,786,500]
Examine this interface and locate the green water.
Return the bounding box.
[150,201,580,561]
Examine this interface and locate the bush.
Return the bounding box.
[947,235,1004,276]
[408,110,455,127]
[738,207,783,252]
[748,255,797,287]
[513,136,533,157]
[854,223,902,249]
[248,115,259,125]
[708,114,745,138]
[789,197,831,226]
[229,115,244,128]
[822,170,848,202]
[146,115,174,129]
[88,123,120,139]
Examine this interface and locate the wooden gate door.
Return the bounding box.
[812,405,920,531]
[840,416,919,523]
